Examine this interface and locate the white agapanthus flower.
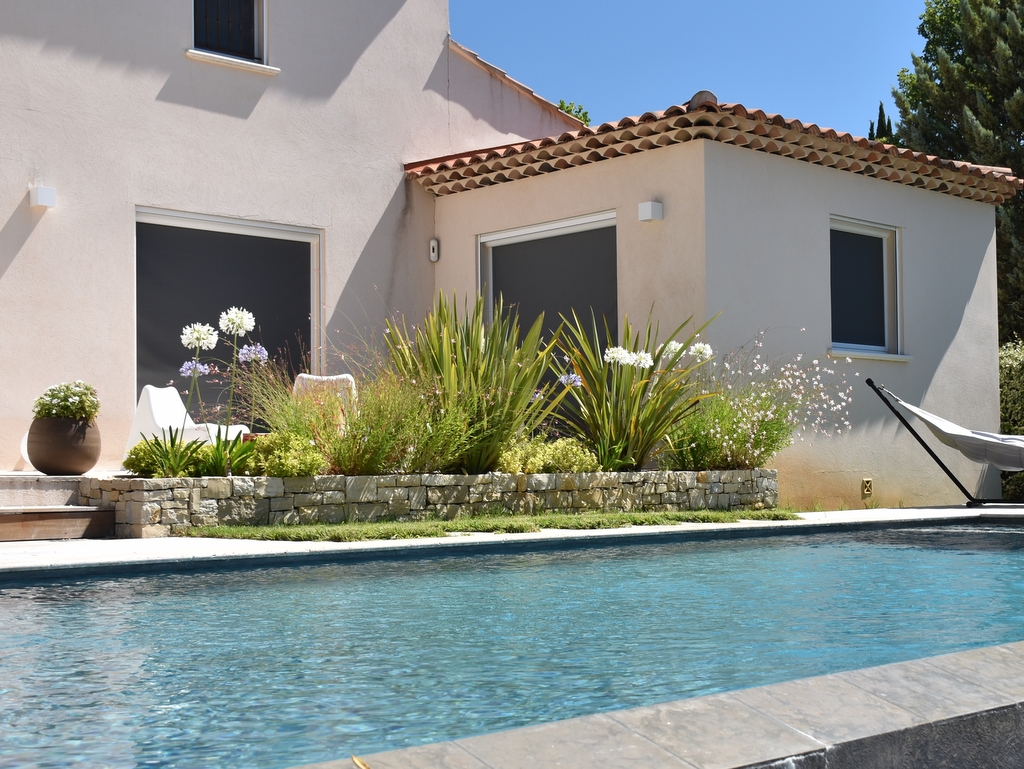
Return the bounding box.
[180,323,219,351]
[660,340,684,358]
[632,350,654,368]
[604,346,653,369]
[687,342,714,362]
[219,306,255,336]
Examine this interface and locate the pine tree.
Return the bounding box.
[876,102,889,140]
[895,0,1024,341]
[869,120,877,141]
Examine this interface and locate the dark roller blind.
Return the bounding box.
[830,229,885,348]
[492,226,617,348]
[136,223,310,406]
[194,0,257,61]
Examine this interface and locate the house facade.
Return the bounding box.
[0,1,579,472]
[3,4,1020,508]
[407,96,1021,507]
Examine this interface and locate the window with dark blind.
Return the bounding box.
[829,221,898,353]
[194,0,259,61]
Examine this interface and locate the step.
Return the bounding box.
[0,476,84,507]
[0,506,114,542]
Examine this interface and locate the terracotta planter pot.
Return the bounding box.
[27,418,101,476]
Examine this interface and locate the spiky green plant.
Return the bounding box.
[384,292,566,474]
[553,312,712,471]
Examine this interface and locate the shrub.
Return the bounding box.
[327,370,474,476]
[662,332,855,471]
[999,341,1024,497]
[385,292,565,474]
[123,432,211,478]
[497,436,600,474]
[552,312,708,471]
[32,381,100,421]
[252,433,327,477]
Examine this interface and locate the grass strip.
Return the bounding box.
[180,509,799,542]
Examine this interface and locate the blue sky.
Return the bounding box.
[449,0,927,137]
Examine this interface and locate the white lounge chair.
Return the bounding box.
[867,378,1021,505]
[124,385,248,459]
[293,373,358,432]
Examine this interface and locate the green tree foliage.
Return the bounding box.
[868,101,895,141]
[894,0,1024,341]
[558,100,591,126]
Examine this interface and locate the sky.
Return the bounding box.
[449,0,928,137]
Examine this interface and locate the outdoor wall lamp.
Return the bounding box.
[30,186,56,209]
[638,201,663,221]
[429,237,440,262]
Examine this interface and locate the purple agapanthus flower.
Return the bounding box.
[238,343,269,364]
[558,373,583,387]
[180,360,212,377]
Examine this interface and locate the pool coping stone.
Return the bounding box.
[0,506,990,581]
[297,642,1024,769]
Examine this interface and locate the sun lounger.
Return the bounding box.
[124,385,248,459]
[292,373,358,433]
[866,378,1019,505]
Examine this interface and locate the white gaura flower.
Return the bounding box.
[181,323,218,350]
[219,307,256,336]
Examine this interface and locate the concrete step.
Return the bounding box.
[0,505,113,542]
[0,475,83,507]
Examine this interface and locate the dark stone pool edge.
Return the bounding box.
[298,641,1024,769]
[0,510,989,584]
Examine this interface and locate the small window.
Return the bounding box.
[830,219,898,353]
[194,0,263,62]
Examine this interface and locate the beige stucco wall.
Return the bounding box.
[433,141,708,334]
[701,141,1000,507]
[0,1,578,471]
[431,139,1001,508]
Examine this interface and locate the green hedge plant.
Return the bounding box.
[552,312,710,471]
[385,292,566,474]
[497,436,600,474]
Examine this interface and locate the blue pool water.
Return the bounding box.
[2,525,1024,768]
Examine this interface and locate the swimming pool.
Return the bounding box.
[2,524,1023,769]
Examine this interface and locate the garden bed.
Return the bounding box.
[81,470,778,539]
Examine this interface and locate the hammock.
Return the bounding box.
[866,378,1020,505]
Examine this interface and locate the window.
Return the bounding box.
[830,218,898,354]
[194,0,263,62]
[478,212,618,346]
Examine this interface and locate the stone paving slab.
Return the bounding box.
[0,507,986,580]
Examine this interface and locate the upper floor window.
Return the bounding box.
[830,218,899,354]
[194,0,263,62]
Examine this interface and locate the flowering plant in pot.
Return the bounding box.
[28,380,102,475]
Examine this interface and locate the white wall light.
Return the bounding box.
[638,201,663,222]
[30,186,57,209]
[429,237,440,262]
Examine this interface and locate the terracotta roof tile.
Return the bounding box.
[406,98,1021,204]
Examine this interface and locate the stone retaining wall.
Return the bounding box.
[80,470,778,539]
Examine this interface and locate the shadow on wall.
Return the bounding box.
[5,0,409,116]
[323,179,435,370]
[0,193,45,282]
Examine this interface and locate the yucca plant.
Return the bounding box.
[552,311,713,471]
[384,292,566,474]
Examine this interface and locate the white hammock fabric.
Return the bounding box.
[889,391,1024,471]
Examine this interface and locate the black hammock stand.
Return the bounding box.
[865,378,1019,507]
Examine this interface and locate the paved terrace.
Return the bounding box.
[2,506,1023,768]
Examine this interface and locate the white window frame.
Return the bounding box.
[476,211,617,322]
[135,206,325,376]
[828,215,903,359]
[187,0,280,76]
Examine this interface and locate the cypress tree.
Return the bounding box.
[895,0,1024,341]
